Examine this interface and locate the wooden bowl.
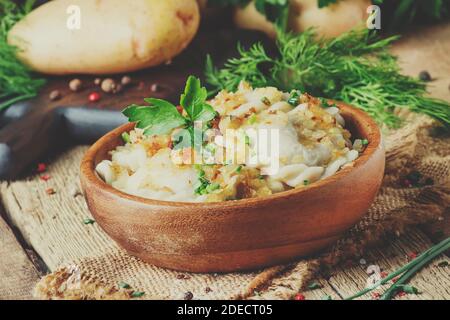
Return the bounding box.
[80,102,385,272]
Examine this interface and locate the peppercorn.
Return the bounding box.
[183,291,193,300]
[419,70,432,82]
[101,78,116,93]
[150,83,160,92]
[49,90,61,101]
[46,188,56,195]
[69,78,82,92]
[88,92,101,102]
[121,76,132,86]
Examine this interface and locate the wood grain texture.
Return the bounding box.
[0,213,40,300]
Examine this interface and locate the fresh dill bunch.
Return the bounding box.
[0,0,45,111]
[205,28,450,128]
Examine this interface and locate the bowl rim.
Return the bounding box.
[80,101,382,209]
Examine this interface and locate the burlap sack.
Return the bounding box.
[26,115,449,300]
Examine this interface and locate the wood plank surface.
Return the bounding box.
[0,213,41,300]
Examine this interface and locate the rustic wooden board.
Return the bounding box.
[0,212,41,300]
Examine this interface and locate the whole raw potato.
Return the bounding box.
[289,0,371,38]
[8,0,200,75]
[234,0,370,39]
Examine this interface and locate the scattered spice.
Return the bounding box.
[69,78,82,92]
[294,293,305,300]
[407,252,417,261]
[101,78,116,93]
[307,282,321,290]
[49,90,61,101]
[371,292,381,300]
[150,83,160,92]
[45,188,56,195]
[176,274,191,280]
[118,281,131,289]
[37,163,46,173]
[40,174,51,182]
[205,287,212,293]
[437,261,449,268]
[121,76,132,86]
[380,271,388,279]
[88,92,101,102]
[83,218,95,225]
[183,291,194,300]
[113,84,123,94]
[397,291,407,297]
[418,70,432,82]
[392,277,399,283]
[130,291,145,298]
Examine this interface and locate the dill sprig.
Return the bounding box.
[0,0,45,111]
[205,28,450,128]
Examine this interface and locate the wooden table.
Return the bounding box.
[1,24,449,300]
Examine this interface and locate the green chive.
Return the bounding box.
[362,139,369,145]
[236,165,243,173]
[303,180,310,186]
[288,91,300,106]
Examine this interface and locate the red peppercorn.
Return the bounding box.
[37,163,46,173]
[392,277,399,283]
[88,92,101,102]
[397,291,406,297]
[294,293,306,300]
[380,271,388,279]
[407,252,417,260]
[40,174,51,182]
[176,105,183,114]
[372,292,381,300]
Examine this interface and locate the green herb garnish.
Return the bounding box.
[130,291,145,298]
[118,281,131,289]
[235,165,243,173]
[121,132,131,144]
[303,180,309,186]
[205,28,450,128]
[0,0,45,111]
[361,139,369,146]
[307,282,321,290]
[123,76,216,147]
[83,218,95,225]
[287,90,301,106]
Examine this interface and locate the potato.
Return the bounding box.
[234,0,370,39]
[289,0,371,38]
[8,0,200,75]
[234,1,277,38]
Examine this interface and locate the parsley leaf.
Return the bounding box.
[123,100,186,136]
[122,76,216,143]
